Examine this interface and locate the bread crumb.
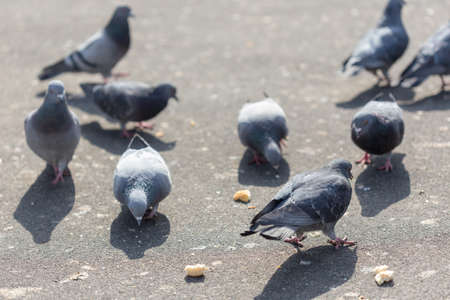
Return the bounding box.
[185,264,208,277]
[375,270,394,286]
[248,206,256,209]
[155,131,164,137]
[233,190,251,203]
[373,265,389,274]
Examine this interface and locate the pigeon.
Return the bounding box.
[93,82,178,138]
[38,6,133,81]
[25,80,81,184]
[241,159,355,250]
[113,135,172,225]
[342,0,408,86]
[238,97,288,168]
[351,94,404,171]
[400,22,450,90]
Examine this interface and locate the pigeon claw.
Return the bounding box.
[327,236,356,249]
[355,153,371,165]
[51,172,64,185]
[143,208,158,220]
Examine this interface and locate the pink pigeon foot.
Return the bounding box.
[377,159,393,172]
[356,153,371,165]
[248,153,267,165]
[284,234,306,248]
[327,236,356,249]
[52,170,64,185]
[121,129,133,138]
[137,122,154,130]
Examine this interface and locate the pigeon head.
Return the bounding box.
[263,140,282,168]
[154,84,179,101]
[351,113,389,142]
[127,188,148,226]
[114,5,134,19]
[384,0,406,17]
[328,159,353,180]
[45,80,66,104]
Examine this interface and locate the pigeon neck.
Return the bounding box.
[105,16,130,48]
[34,101,72,131]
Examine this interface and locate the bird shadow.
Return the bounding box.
[336,84,415,109]
[256,246,357,300]
[238,149,290,187]
[81,121,176,155]
[400,90,450,112]
[184,276,206,283]
[355,153,410,217]
[13,165,75,244]
[109,206,170,260]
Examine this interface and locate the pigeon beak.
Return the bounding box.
[349,171,353,180]
[135,217,142,226]
[173,95,179,102]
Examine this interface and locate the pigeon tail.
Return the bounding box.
[260,226,296,241]
[240,230,257,237]
[38,59,72,80]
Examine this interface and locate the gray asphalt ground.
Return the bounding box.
[1,0,450,299]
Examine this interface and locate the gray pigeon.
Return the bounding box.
[400,22,450,90]
[342,0,408,86]
[93,82,178,138]
[241,159,355,250]
[351,94,404,172]
[25,80,81,184]
[238,97,288,168]
[38,6,133,81]
[113,135,172,225]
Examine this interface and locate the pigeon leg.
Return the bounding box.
[369,70,383,85]
[143,203,159,220]
[280,138,288,150]
[51,169,64,185]
[381,69,392,87]
[136,122,154,130]
[377,154,393,172]
[355,153,371,165]
[120,123,132,138]
[248,152,267,165]
[440,75,447,91]
[284,234,306,248]
[327,236,356,249]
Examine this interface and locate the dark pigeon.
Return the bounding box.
[241,159,355,250]
[400,22,450,90]
[351,94,404,171]
[93,82,178,137]
[113,135,172,225]
[38,6,133,81]
[25,80,81,184]
[342,0,408,86]
[238,97,288,168]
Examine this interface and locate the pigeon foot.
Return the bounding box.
[248,153,267,165]
[136,122,154,130]
[284,234,306,248]
[51,170,64,185]
[377,159,393,172]
[355,153,371,165]
[327,236,356,249]
[121,129,133,138]
[143,208,158,220]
